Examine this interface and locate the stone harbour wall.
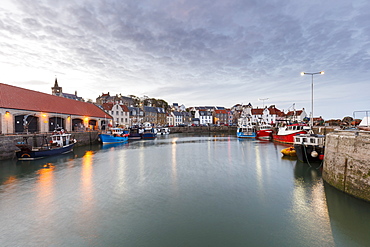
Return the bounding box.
[323,130,370,202]
[0,131,99,160]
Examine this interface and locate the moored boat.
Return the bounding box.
[272,123,309,144]
[99,127,129,144]
[128,126,144,140]
[142,122,157,139]
[157,127,170,135]
[16,129,76,160]
[256,123,273,140]
[237,116,256,138]
[293,133,325,163]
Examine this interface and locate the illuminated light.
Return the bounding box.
[320,71,325,75]
[84,117,89,122]
[300,72,305,76]
[5,111,10,115]
[42,114,47,118]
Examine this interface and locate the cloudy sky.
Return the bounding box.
[1,0,369,119]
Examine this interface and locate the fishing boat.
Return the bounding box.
[16,129,76,160]
[157,127,170,135]
[256,123,273,140]
[272,123,309,144]
[128,126,144,140]
[293,133,325,163]
[140,122,157,139]
[237,116,256,138]
[98,127,129,144]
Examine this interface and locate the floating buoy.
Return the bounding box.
[311,151,318,158]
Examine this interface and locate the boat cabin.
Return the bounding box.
[294,134,325,146]
[51,130,72,147]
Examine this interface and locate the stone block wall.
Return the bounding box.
[323,130,370,202]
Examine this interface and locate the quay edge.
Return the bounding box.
[323,130,370,202]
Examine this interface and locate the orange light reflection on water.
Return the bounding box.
[81,151,94,203]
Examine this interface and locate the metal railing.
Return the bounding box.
[353,110,370,127]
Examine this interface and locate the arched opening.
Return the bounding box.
[72,118,83,131]
[89,119,97,130]
[15,115,39,133]
[49,117,65,131]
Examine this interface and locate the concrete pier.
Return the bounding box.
[323,130,370,202]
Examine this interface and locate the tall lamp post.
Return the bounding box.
[300,71,324,127]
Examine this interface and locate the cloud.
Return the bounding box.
[0,0,369,118]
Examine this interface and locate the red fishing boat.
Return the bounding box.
[272,123,309,144]
[256,123,273,140]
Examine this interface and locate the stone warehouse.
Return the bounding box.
[0,83,112,134]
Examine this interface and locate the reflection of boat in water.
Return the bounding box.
[16,129,76,160]
[100,141,129,150]
[98,127,129,144]
[293,133,325,163]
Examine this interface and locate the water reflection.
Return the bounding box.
[171,137,178,190]
[324,182,370,246]
[0,134,369,247]
[292,160,334,245]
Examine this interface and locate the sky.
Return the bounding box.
[0,0,369,119]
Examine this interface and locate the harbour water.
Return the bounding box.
[1,133,369,246]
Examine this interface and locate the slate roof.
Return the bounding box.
[0,83,111,118]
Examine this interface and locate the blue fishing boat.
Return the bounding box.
[98,128,129,144]
[16,129,77,160]
[237,115,256,138]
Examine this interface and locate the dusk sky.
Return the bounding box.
[1,0,369,119]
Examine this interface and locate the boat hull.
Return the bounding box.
[237,132,256,138]
[16,143,75,160]
[142,133,157,139]
[294,144,324,163]
[256,130,273,140]
[99,134,129,144]
[272,131,306,144]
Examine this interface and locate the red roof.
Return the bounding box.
[251,108,264,115]
[0,83,111,118]
[102,102,114,110]
[120,105,129,112]
[286,110,303,117]
[215,109,227,114]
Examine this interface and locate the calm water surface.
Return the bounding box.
[0,133,369,246]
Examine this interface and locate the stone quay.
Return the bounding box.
[323,130,370,202]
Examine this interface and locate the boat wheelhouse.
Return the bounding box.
[293,134,325,163]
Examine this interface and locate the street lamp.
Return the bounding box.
[300,71,324,127]
[258,98,269,108]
